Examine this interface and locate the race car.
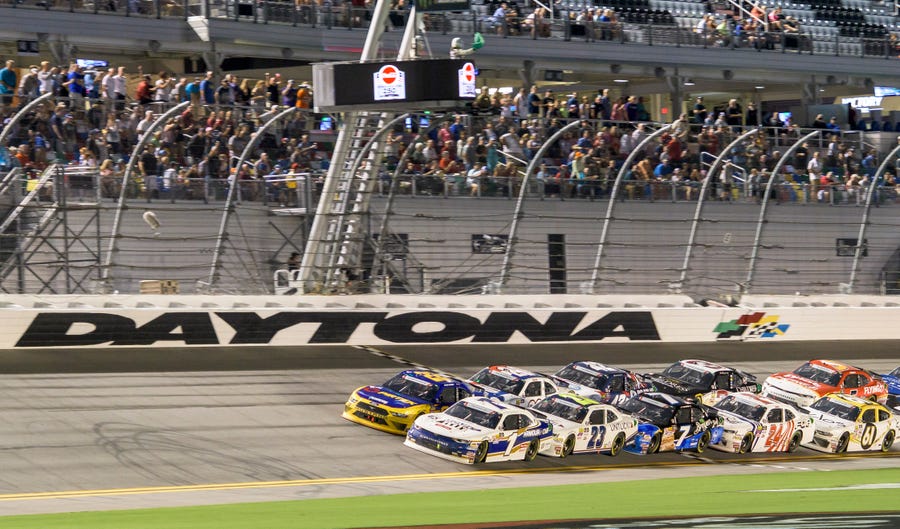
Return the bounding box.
[342,370,482,435]
[467,365,561,408]
[642,359,760,404]
[761,359,888,408]
[552,361,652,405]
[803,393,899,453]
[404,397,554,464]
[617,392,724,454]
[530,393,639,458]
[878,367,900,409]
[709,392,814,453]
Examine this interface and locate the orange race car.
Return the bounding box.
[761,359,888,408]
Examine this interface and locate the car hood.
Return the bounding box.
[468,383,519,404]
[766,374,827,396]
[414,413,492,441]
[355,385,427,409]
[880,374,900,394]
[715,409,758,432]
[805,410,851,430]
[645,374,705,396]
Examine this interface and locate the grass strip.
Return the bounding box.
[1,467,899,529]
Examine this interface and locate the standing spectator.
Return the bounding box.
[38,61,54,95]
[0,59,18,113]
[18,65,40,103]
[725,99,743,129]
[266,73,281,107]
[281,79,298,107]
[135,74,155,107]
[112,66,128,111]
[200,71,215,105]
[155,72,174,104]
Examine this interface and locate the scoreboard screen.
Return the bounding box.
[313,59,477,112]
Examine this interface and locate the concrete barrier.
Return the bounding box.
[2,294,898,348]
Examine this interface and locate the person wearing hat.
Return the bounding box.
[296,82,311,109]
[692,96,707,124]
[17,65,40,102]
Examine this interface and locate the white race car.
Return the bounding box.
[710,392,814,453]
[530,393,639,458]
[467,365,560,408]
[404,397,554,464]
[803,393,899,453]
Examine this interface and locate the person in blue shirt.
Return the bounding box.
[0,59,17,109]
[654,159,673,179]
[199,71,215,105]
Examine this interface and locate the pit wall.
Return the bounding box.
[2,294,898,348]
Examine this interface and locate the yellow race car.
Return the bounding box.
[804,393,899,453]
[342,370,483,435]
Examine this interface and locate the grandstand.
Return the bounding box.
[1,0,900,299]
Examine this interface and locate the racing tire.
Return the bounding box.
[739,433,753,454]
[836,432,850,454]
[609,432,626,457]
[647,432,661,454]
[474,441,489,464]
[524,440,540,462]
[696,430,711,454]
[882,430,896,453]
[787,432,802,453]
[561,435,575,458]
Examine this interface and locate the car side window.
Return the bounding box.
[878,409,890,422]
[861,409,876,422]
[858,373,871,386]
[502,414,520,430]
[676,407,692,424]
[544,381,557,396]
[607,411,620,423]
[458,387,472,400]
[843,374,861,388]
[766,409,783,423]
[588,410,606,425]
[784,409,795,421]
[439,387,457,405]
[715,372,732,390]
[608,374,625,393]
[524,381,542,397]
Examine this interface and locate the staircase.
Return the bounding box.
[299,111,391,293]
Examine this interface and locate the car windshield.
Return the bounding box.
[444,401,501,429]
[618,397,675,425]
[889,367,900,378]
[662,363,715,387]
[793,362,841,386]
[810,398,861,421]
[715,396,767,422]
[382,373,438,402]
[555,365,609,390]
[532,396,589,423]
[470,369,525,394]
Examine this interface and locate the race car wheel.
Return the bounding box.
[648,432,661,454]
[561,435,575,458]
[696,430,711,453]
[882,430,896,453]
[474,441,489,464]
[739,433,753,454]
[787,432,802,453]
[836,432,850,454]
[524,440,540,462]
[609,433,626,457]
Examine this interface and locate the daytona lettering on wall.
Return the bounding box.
[14,311,662,347]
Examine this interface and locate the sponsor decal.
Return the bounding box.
[714,312,790,340]
[373,64,406,101]
[15,310,661,347]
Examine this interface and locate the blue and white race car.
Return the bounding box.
[552,361,652,405]
[617,392,724,454]
[467,365,561,408]
[404,397,554,464]
[530,393,639,458]
[879,367,900,409]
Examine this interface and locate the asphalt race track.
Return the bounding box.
[0,341,898,517]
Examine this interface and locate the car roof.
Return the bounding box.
[820,393,885,410]
[679,359,730,374]
[725,391,779,408]
[808,359,857,374]
[401,369,464,387]
[548,392,602,408]
[639,392,688,407]
[457,396,528,415]
[479,365,545,381]
[566,361,623,374]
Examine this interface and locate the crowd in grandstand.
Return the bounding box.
[0,58,898,206]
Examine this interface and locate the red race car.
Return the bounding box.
[761,359,887,407]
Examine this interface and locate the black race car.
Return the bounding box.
[618,392,724,454]
[642,359,760,403]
